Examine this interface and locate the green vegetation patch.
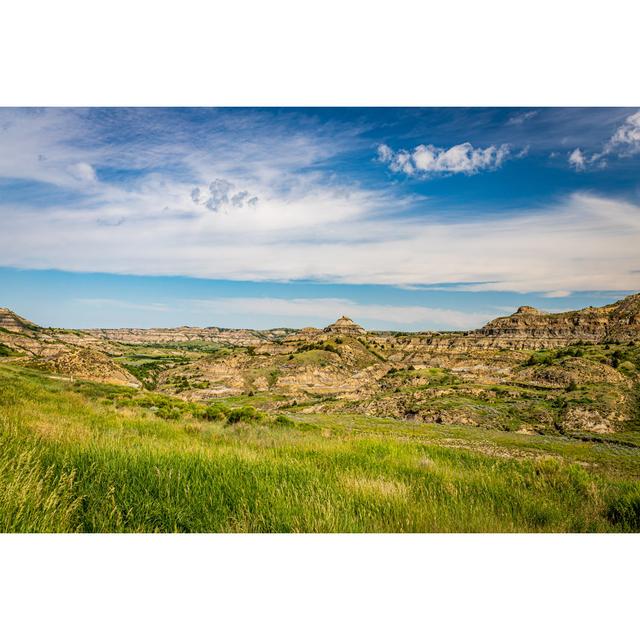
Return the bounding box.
[0,362,639,532]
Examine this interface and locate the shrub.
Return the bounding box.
[0,343,14,357]
[618,361,636,375]
[156,406,182,420]
[226,407,264,424]
[273,415,294,427]
[606,491,640,531]
[267,370,279,388]
[200,405,228,422]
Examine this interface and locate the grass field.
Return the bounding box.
[1,362,639,532]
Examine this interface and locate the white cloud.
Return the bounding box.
[377,143,393,163]
[0,110,103,189]
[605,110,640,155]
[2,188,640,295]
[204,178,233,212]
[190,297,492,330]
[191,179,258,213]
[568,148,586,170]
[377,142,511,176]
[77,298,171,312]
[542,290,572,298]
[1,109,639,298]
[68,162,97,182]
[568,110,640,170]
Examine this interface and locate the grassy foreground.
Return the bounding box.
[1,363,639,532]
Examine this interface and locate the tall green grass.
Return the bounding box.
[0,363,639,532]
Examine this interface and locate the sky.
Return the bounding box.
[1,107,639,330]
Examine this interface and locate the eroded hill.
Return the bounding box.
[1,295,639,436]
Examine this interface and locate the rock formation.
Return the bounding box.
[474,293,640,346]
[1,296,639,434]
[323,316,366,336]
[0,307,38,332]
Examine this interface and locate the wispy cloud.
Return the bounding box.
[507,110,538,126]
[569,109,640,170]
[2,108,640,297]
[3,189,640,293]
[190,297,492,330]
[76,298,171,312]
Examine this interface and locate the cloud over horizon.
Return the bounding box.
[1,107,640,306]
[2,188,640,294]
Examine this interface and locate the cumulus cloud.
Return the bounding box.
[68,162,97,182]
[193,179,258,213]
[568,148,586,170]
[230,191,249,207]
[604,110,640,155]
[204,178,233,212]
[377,142,511,177]
[568,110,640,170]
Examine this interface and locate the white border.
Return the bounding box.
[1,0,639,106]
[0,534,638,639]
[1,1,638,637]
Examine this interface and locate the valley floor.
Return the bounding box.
[1,362,639,533]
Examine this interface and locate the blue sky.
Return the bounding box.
[1,107,639,329]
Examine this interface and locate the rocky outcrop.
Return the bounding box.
[323,316,366,336]
[0,307,38,332]
[84,326,273,346]
[474,293,640,346]
[40,348,140,386]
[0,308,139,386]
[1,297,639,431]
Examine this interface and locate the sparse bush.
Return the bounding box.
[611,351,622,369]
[0,343,14,357]
[156,406,182,420]
[200,405,228,422]
[226,406,264,424]
[267,370,279,388]
[606,491,640,531]
[618,361,636,375]
[273,415,294,427]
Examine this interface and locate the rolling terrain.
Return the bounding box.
[1,295,639,532]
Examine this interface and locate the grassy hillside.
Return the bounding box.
[1,363,639,532]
